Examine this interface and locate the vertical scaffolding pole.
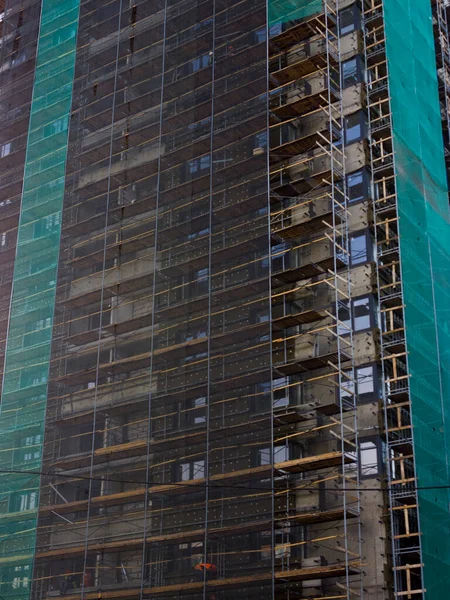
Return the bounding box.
[324,1,362,597]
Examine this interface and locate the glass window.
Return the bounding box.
[193,396,206,424]
[179,541,203,554]
[1,142,11,157]
[360,440,380,477]
[259,447,271,465]
[272,242,289,271]
[260,256,270,270]
[345,111,366,144]
[191,54,211,72]
[183,351,208,364]
[275,543,290,558]
[21,434,42,462]
[188,117,211,132]
[250,307,270,323]
[258,445,288,465]
[342,57,363,88]
[353,297,372,331]
[189,159,198,174]
[350,232,369,265]
[180,460,205,481]
[256,312,269,323]
[15,491,37,511]
[273,376,289,408]
[339,4,361,35]
[274,445,288,463]
[11,565,30,590]
[178,541,204,568]
[347,169,370,203]
[358,366,375,396]
[259,528,290,560]
[196,268,208,282]
[188,155,210,174]
[342,365,378,404]
[185,327,207,342]
[269,22,282,37]
[340,372,355,404]
[193,267,209,294]
[51,116,68,134]
[273,391,289,408]
[193,460,205,479]
[338,297,374,334]
[255,131,268,149]
[337,301,351,335]
[180,463,191,481]
[257,380,271,393]
[255,28,266,44]
[188,227,209,240]
[201,155,210,170]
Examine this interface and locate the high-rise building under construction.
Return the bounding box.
[0,0,449,599]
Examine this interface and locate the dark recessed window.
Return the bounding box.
[347,169,370,203]
[192,396,206,424]
[353,296,372,331]
[357,365,377,399]
[339,4,361,36]
[359,437,384,479]
[345,111,366,144]
[338,301,352,335]
[341,364,380,404]
[338,295,376,334]
[179,459,205,481]
[250,307,270,324]
[350,230,372,265]
[273,376,289,408]
[342,56,364,88]
[257,445,289,466]
[188,155,210,174]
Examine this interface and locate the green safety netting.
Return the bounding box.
[384,0,450,596]
[0,0,80,596]
[269,0,322,28]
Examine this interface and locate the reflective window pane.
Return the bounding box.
[353,297,372,331]
[351,233,368,264]
[360,441,379,477]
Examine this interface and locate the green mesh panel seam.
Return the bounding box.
[268,0,323,28]
[384,0,450,597]
[0,0,80,597]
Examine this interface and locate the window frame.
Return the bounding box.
[340,363,381,404]
[353,295,374,332]
[186,396,207,426]
[341,55,364,88]
[346,168,371,204]
[179,459,205,482]
[349,229,373,266]
[359,436,384,479]
[255,444,290,466]
[344,110,367,144]
[356,364,380,402]
[339,3,361,36]
[337,294,377,335]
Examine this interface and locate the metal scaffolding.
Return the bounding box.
[0,0,448,599]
